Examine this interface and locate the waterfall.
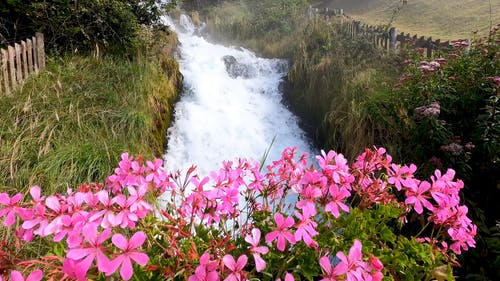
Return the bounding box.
[163,15,315,176]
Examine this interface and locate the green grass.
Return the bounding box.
[0,51,180,195]
[312,0,500,40]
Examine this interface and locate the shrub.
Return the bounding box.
[0,147,476,280]
[381,25,500,279]
[0,0,175,54]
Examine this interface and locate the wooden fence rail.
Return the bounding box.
[0,32,45,96]
[308,7,455,58]
[340,19,454,57]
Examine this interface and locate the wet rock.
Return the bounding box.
[222,55,256,79]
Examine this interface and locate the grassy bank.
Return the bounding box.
[0,30,181,195]
[286,19,403,159]
[203,0,308,58]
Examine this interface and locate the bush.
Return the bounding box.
[0,147,476,280]
[0,0,175,54]
[378,26,500,279]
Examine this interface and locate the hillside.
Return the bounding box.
[312,0,500,40]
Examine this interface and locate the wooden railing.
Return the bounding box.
[308,6,455,57]
[341,19,454,57]
[0,33,45,96]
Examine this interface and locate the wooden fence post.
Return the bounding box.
[389,27,397,50]
[33,35,39,73]
[36,33,45,70]
[27,39,34,74]
[15,43,22,83]
[8,46,16,89]
[1,49,9,96]
[426,37,433,58]
[21,41,28,79]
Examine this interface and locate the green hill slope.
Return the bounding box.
[312,0,500,40]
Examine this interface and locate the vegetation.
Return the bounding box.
[286,19,402,158]
[0,28,181,195]
[385,31,500,280]
[199,1,499,279]
[0,0,183,271]
[203,0,308,57]
[0,0,176,54]
[0,147,476,280]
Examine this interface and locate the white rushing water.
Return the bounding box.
[163,15,314,176]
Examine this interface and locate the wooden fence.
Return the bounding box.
[309,6,454,58]
[341,19,453,57]
[0,33,45,96]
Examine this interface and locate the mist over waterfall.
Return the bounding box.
[163,15,314,175]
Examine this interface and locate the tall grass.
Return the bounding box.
[0,31,181,195]
[285,19,403,160]
[203,0,308,58]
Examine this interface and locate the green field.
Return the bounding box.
[312,0,500,40]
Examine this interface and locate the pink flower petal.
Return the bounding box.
[319,256,332,273]
[67,248,92,260]
[265,231,279,244]
[223,255,236,271]
[119,257,134,280]
[10,271,24,281]
[4,211,16,226]
[235,255,247,271]
[349,240,362,262]
[11,193,23,204]
[45,196,60,212]
[253,253,266,272]
[30,186,41,200]
[112,233,128,251]
[128,231,146,249]
[129,252,149,266]
[26,270,43,281]
[0,193,9,205]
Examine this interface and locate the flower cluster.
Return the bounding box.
[0,147,476,280]
[414,101,441,119]
[418,60,441,72]
[0,153,163,280]
[319,240,383,281]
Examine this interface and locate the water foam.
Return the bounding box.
[163,15,314,176]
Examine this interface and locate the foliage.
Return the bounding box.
[286,19,401,159]
[0,147,476,280]
[385,27,500,279]
[0,28,181,196]
[0,0,176,54]
[203,0,308,57]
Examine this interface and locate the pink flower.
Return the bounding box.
[277,272,295,281]
[334,239,365,281]
[0,193,30,227]
[319,256,338,281]
[387,164,417,191]
[325,185,350,218]
[108,231,149,280]
[448,224,477,254]
[404,180,434,214]
[223,254,247,281]
[265,213,296,251]
[189,253,220,281]
[65,223,113,278]
[9,270,43,281]
[245,228,269,272]
[294,211,318,247]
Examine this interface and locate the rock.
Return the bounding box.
[222,55,256,79]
